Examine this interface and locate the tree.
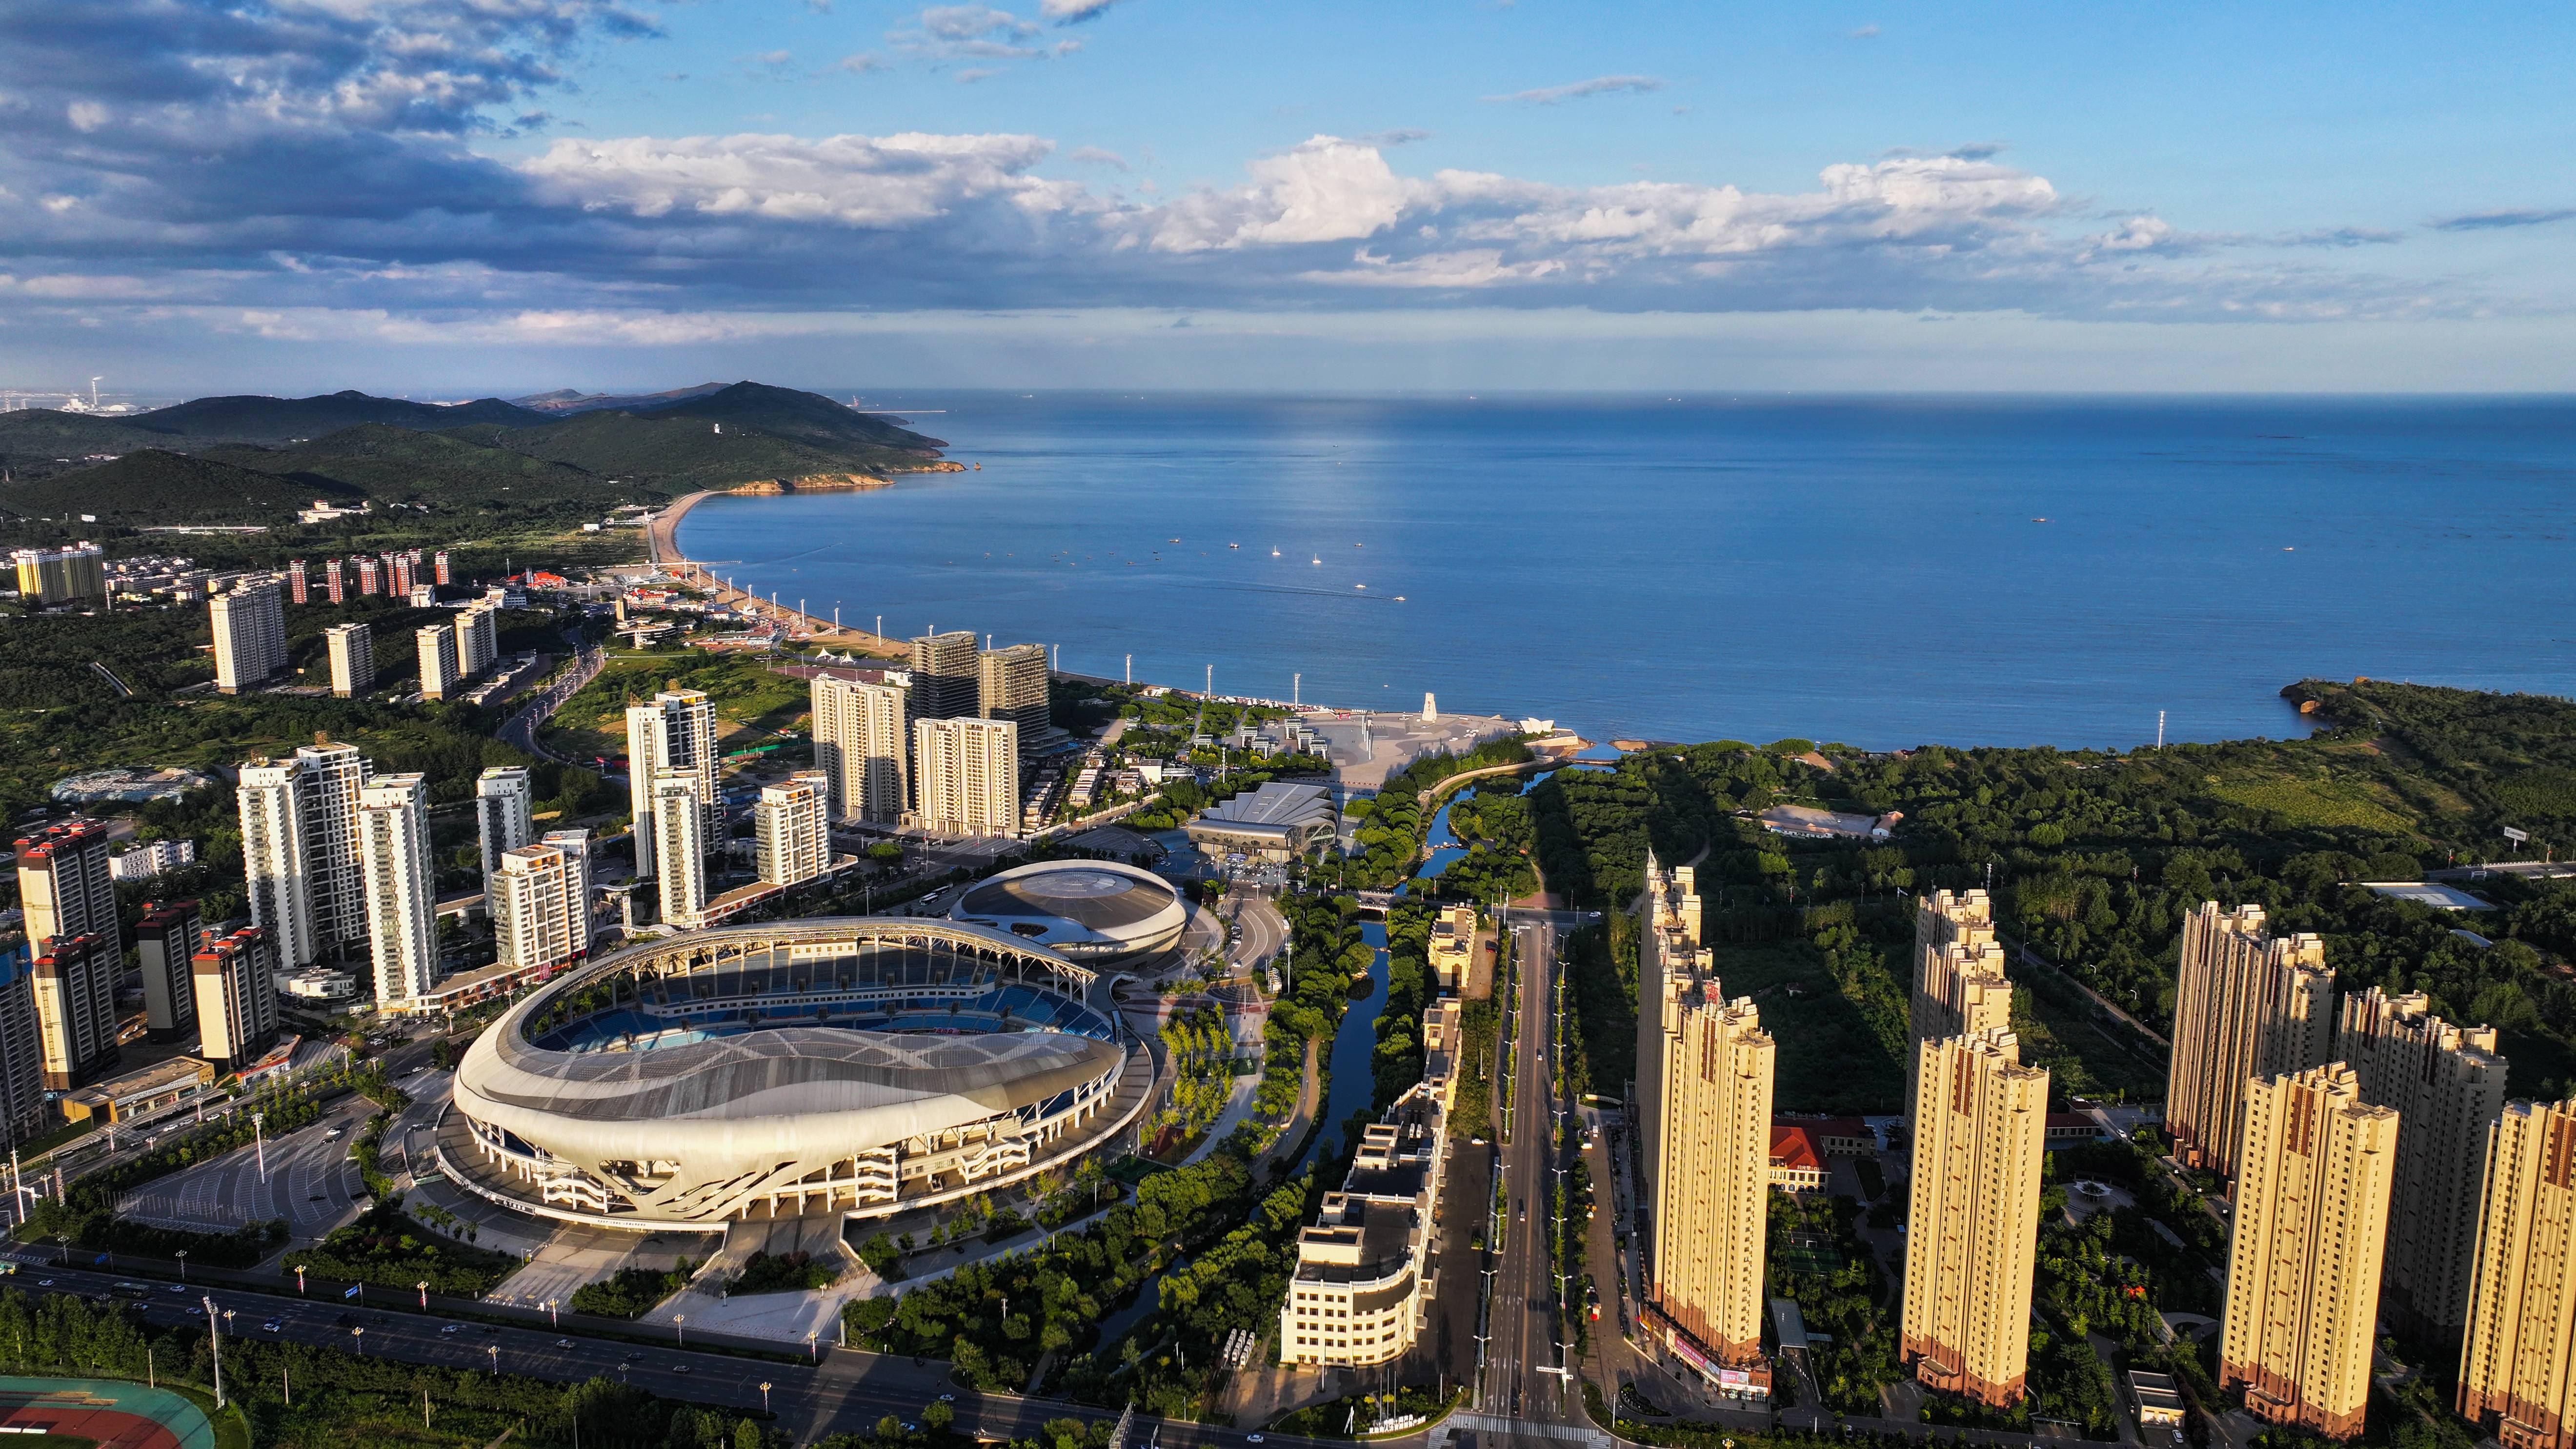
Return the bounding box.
[925,1401,955,1432]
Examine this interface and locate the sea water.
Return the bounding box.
[677,393,2576,750]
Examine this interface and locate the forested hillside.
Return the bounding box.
[1536,680,2576,1111]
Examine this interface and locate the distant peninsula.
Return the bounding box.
[0,381,951,524]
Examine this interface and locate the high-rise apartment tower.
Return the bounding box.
[2336,987,2506,1341]
[978,643,1050,741]
[811,674,909,823]
[210,581,288,693]
[1901,1028,2049,1409]
[908,630,980,721]
[237,740,370,970]
[476,766,535,881]
[625,689,716,879]
[650,769,710,928]
[755,771,832,887]
[324,622,374,697]
[912,716,1018,836]
[131,900,202,1043]
[1636,852,1775,1385]
[193,926,280,1072]
[2459,1099,2576,1449]
[357,773,439,1006]
[1907,889,2012,1128]
[2166,902,2334,1178]
[2219,1063,2396,1441]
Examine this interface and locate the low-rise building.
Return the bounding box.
[60,1056,217,1126]
[1187,781,1337,860]
[1429,904,1474,991]
[1769,1124,1829,1191]
[1280,1004,1459,1370]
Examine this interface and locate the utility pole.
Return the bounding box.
[1125,654,1132,686]
[2157,709,2166,748]
[203,1294,225,1407]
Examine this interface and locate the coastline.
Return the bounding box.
[647,488,910,660]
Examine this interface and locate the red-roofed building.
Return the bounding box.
[2046,1111,2108,1148]
[1769,1125,1828,1191]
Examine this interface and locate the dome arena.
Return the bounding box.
[442,918,1152,1228]
[946,860,1188,966]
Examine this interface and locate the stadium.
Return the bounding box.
[945,860,1190,966]
[442,917,1153,1228]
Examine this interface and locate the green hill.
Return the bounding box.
[440,408,930,491]
[198,424,661,512]
[129,390,545,443]
[0,411,222,482]
[0,449,352,522]
[628,382,945,452]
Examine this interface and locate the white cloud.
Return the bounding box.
[1136,135,1413,252]
[1484,75,1664,105]
[1039,0,1120,17]
[520,130,1083,227]
[1300,248,1565,288]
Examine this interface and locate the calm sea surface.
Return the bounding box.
[676,395,2576,751]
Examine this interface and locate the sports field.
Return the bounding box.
[0,1378,217,1449]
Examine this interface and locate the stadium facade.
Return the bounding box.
[443,917,1152,1228]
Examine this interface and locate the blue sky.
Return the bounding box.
[4,0,2573,398]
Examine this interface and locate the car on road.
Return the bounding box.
[671,1365,691,1375]
[1247,1437,1264,1444]
[938,1395,955,1404]
[557,1338,575,1348]
[35,1280,50,1288]
[623,1351,644,1362]
[441,1324,462,1334]
[168,1285,188,1294]
[263,1319,282,1333]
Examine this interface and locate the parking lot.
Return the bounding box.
[115,1095,375,1240]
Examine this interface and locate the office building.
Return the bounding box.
[454,602,499,676]
[210,581,288,693]
[476,766,536,882]
[2219,1063,2397,1441]
[912,716,1019,836]
[357,773,439,1006]
[416,624,461,701]
[0,945,48,1147]
[324,622,373,697]
[979,642,1050,739]
[1907,889,2013,1128]
[31,933,118,1089]
[650,769,710,928]
[909,629,980,721]
[192,926,279,1073]
[755,771,832,887]
[2336,988,2507,1341]
[13,543,106,606]
[1637,852,1776,1388]
[16,819,119,953]
[237,739,371,970]
[2458,1099,2576,1449]
[1901,1028,2049,1409]
[2166,902,2334,1179]
[131,900,202,1044]
[811,674,909,824]
[491,842,586,972]
[625,689,717,879]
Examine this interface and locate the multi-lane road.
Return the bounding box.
[0,1259,1366,1449]
[1476,910,1584,1439]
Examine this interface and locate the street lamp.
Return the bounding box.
[546,1298,559,1327]
[760,1382,772,1412]
[296,1265,306,1296]
[417,1280,430,1309]
[806,1331,818,1362]
[674,1313,685,1347]
[204,1295,226,1407]
[176,1250,187,1283]
[352,1326,363,1356]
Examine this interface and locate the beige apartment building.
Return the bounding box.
[1280,998,1460,1370]
[2166,902,2334,1178]
[755,771,833,886]
[210,581,287,693]
[811,673,909,823]
[2219,1062,2397,1441]
[1906,889,2013,1127]
[2459,1099,2576,1449]
[1901,1027,2049,1409]
[1634,853,1775,1389]
[324,622,374,697]
[912,716,1019,836]
[2337,987,2507,1340]
[1429,904,1474,991]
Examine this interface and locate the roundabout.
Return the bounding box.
[441,916,1155,1229]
